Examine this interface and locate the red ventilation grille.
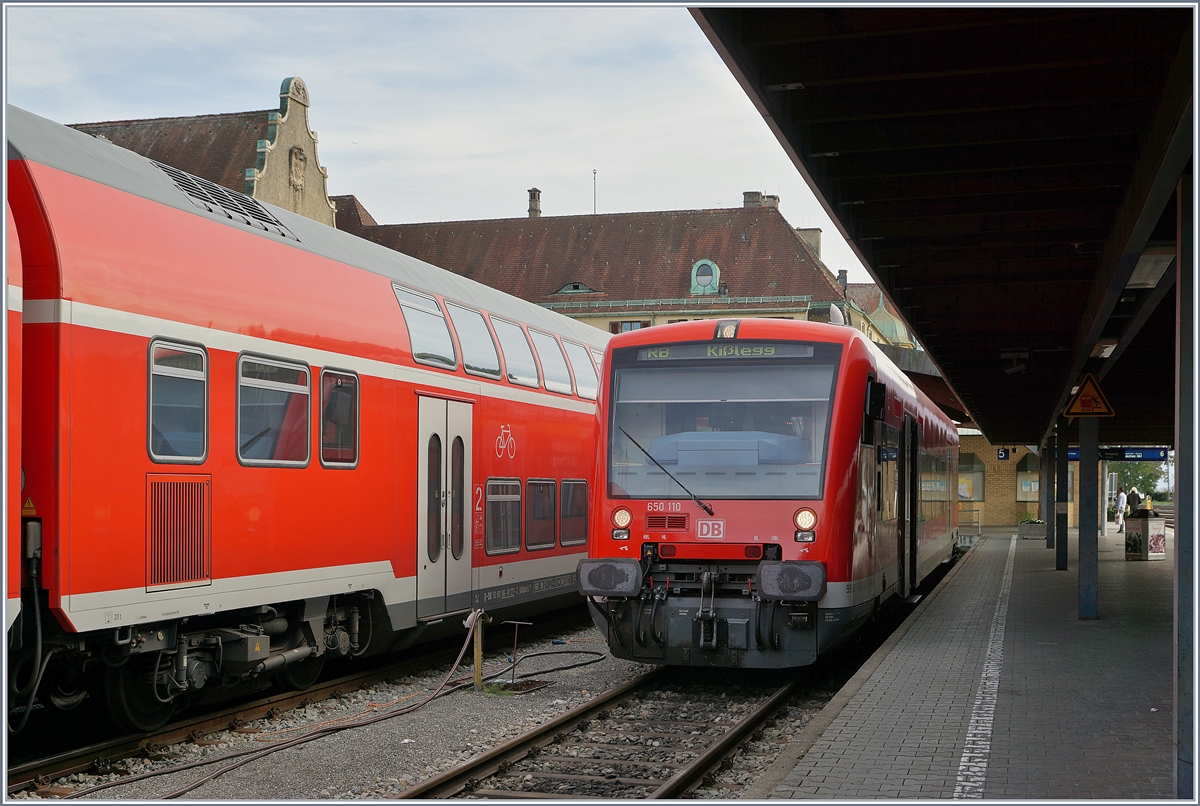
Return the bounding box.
[146,475,211,589]
[646,514,689,531]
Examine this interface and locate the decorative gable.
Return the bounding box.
[244,78,336,227]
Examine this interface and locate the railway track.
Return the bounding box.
[7,608,590,797]
[400,669,798,799]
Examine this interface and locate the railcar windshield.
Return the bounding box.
[608,341,841,499]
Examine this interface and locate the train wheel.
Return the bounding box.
[275,654,325,691]
[104,654,175,733]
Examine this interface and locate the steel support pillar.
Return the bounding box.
[1101,459,1109,527]
[1174,172,1193,799]
[1043,433,1055,548]
[1078,417,1098,619]
[1056,418,1069,570]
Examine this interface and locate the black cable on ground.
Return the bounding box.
[59,616,605,800]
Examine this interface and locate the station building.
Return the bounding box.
[69,77,337,227]
[954,433,1080,529]
[333,189,859,335]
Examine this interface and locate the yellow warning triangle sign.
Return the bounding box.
[1064,373,1115,417]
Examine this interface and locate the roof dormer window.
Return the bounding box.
[555,281,597,294]
[691,259,720,295]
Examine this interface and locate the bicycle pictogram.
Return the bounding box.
[495,424,516,458]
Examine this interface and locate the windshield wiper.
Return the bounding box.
[618,427,714,516]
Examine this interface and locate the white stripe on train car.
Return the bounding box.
[60,561,414,633]
[7,284,21,312]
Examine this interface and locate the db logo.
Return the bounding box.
[697,519,726,539]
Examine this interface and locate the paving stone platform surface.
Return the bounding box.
[772,524,1174,799]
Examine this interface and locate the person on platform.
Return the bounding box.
[1115,487,1127,532]
[1128,486,1143,512]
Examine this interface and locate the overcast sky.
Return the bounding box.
[4,4,873,282]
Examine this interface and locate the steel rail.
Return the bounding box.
[8,660,432,794]
[398,669,664,799]
[647,679,798,798]
[7,607,589,795]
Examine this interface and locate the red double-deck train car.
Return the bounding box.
[5,105,607,731]
[578,317,958,668]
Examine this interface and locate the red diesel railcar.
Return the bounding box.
[7,207,22,640]
[5,105,607,732]
[578,317,958,668]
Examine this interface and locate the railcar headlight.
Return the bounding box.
[794,508,817,530]
[612,507,632,529]
[612,529,630,540]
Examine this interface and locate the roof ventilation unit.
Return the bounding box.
[152,160,298,241]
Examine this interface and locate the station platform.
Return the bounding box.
[751,524,1175,799]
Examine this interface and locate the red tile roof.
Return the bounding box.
[845,282,884,314]
[339,205,846,308]
[70,110,271,194]
[331,194,378,230]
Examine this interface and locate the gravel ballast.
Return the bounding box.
[19,624,645,800]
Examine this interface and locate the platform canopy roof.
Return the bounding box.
[694,7,1192,446]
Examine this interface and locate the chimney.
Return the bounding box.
[528,187,541,218]
[743,190,763,208]
[837,269,848,291]
[796,227,822,259]
[762,194,779,208]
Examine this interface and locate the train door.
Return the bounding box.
[904,416,921,596]
[416,396,473,619]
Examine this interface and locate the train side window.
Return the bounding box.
[591,348,604,371]
[486,479,522,554]
[562,341,598,400]
[393,284,457,370]
[320,370,359,468]
[559,480,588,547]
[148,340,207,462]
[528,330,574,395]
[445,303,502,379]
[525,479,557,550]
[490,318,540,387]
[238,355,311,466]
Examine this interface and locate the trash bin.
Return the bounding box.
[1124,512,1167,561]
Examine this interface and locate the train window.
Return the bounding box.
[608,346,840,500]
[428,434,443,563]
[920,450,949,522]
[237,356,310,466]
[490,318,540,387]
[562,341,598,400]
[528,330,574,395]
[560,480,588,547]
[320,370,358,468]
[445,303,502,379]
[393,284,457,370]
[148,340,207,462]
[591,349,604,370]
[525,479,557,550]
[879,425,899,521]
[450,437,465,560]
[486,479,522,554]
